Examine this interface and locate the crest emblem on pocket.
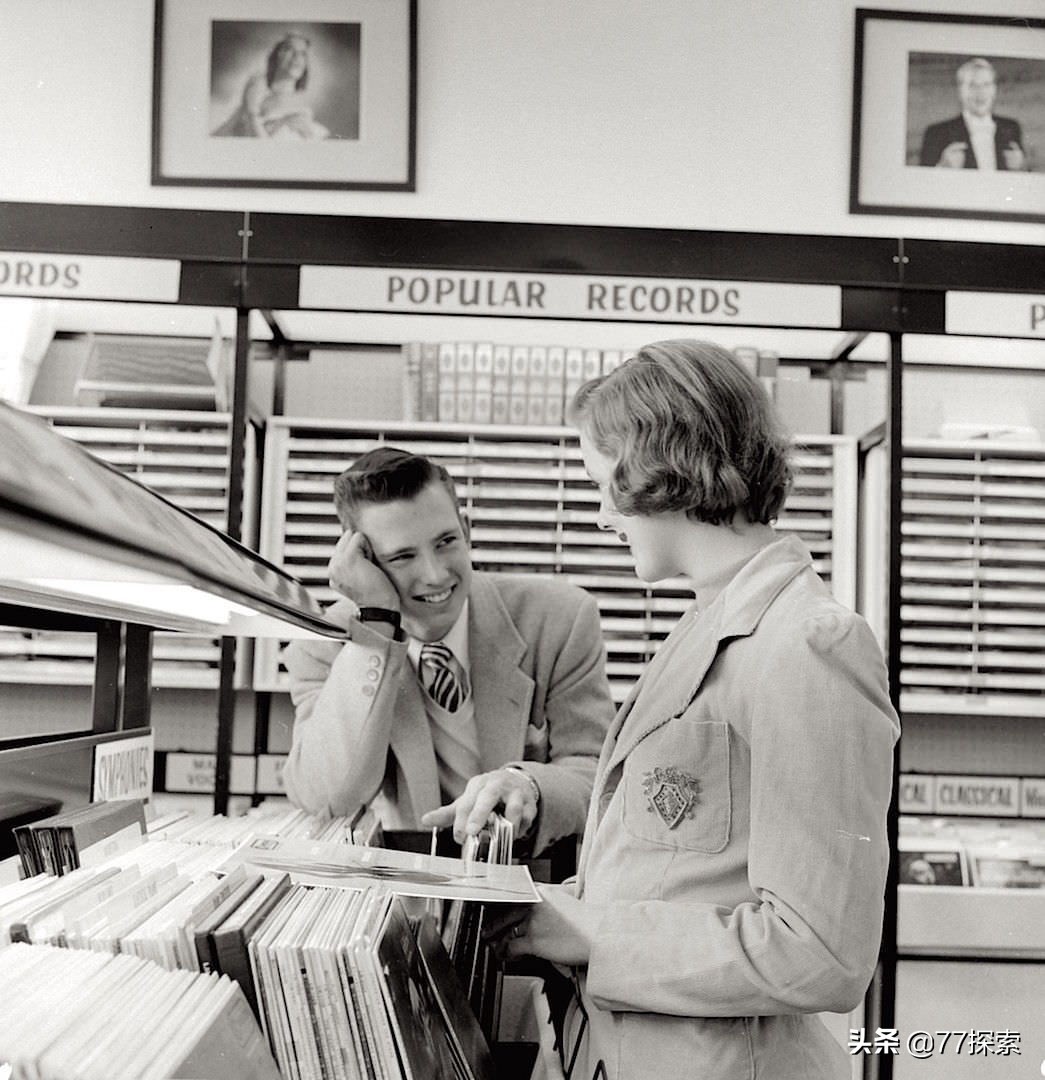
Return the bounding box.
[642,767,700,829]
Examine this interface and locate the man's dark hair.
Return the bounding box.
[332,446,460,529]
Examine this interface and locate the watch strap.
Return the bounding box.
[356,607,402,633]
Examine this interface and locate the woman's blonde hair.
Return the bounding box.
[568,339,792,526]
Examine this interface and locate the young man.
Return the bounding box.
[282,447,614,856]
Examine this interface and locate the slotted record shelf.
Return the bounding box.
[255,420,857,703]
[0,408,256,689]
[901,438,1045,719]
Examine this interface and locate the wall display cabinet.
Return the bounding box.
[900,438,1045,720]
[0,408,255,690]
[253,419,857,703]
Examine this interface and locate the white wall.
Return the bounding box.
[2,0,1044,247]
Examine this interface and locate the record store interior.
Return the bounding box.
[1,3,1044,1079]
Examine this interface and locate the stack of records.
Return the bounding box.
[145,803,383,849]
[442,815,515,1044]
[2,810,533,1078]
[13,799,146,877]
[249,884,495,1080]
[0,840,236,952]
[0,942,280,1079]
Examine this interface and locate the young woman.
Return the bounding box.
[500,339,899,1080]
[212,33,329,140]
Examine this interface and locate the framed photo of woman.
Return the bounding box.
[152,0,416,190]
[850,8,1045,223]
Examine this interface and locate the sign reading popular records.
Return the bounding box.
[299,266,842,328]
[0,252,181,302]
[946,291,1045,338]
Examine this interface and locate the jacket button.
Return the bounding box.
[366,669,379,681]
[367,654,381,667]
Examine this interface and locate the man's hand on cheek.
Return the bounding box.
[328,530,399,609]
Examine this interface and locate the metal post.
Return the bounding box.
[121,624,154,730]
[213,304,251,816]
[91,620,122,733]
[865,330,903,1080]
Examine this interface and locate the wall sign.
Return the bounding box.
[299,266,842,328]
[1021,779,1045,819]
[898,773,935,814]
[0,252,181,302]
[164,751,256,795]
[934,774,1020,817]
[946,291,1045,338]
[93,733,154,802]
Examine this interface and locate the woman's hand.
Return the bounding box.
[487,884,603,967]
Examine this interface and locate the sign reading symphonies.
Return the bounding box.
[299,266,843,327]
[92,732,154,802]
[946,291,1045,338]
[0,252,181,302]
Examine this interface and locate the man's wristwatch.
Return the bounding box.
[504,765,542,811]
[356,607,402,636]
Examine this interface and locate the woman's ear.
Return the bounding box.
[458,511,471,542]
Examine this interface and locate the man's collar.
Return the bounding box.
[407,599,471,670]
[962,110,995,130]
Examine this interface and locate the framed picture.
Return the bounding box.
[152,0,416,190]
[850,9,1045,223]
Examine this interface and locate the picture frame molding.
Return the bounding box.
[850,7,1045,224]
[151,0,417,191]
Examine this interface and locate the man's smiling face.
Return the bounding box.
[356,480,473,642]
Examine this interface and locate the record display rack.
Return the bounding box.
[1,199,1044,1080]
[253,418,857,704]
[900,438,1045,720]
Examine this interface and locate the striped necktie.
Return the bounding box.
[420,641,467,713]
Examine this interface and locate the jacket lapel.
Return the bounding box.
[468,574,533,770]
[601,609,724,778]
[578,536,814,889]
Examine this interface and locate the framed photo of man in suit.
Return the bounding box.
[850,9,1045,223]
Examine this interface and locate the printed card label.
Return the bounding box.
[898,774,935,814]
[0,252,181,301]
[934,775,1019,817]
[93,733,154,802]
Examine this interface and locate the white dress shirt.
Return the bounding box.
[964,111,997,171]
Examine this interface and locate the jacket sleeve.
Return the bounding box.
[586,609,899,1017]
[281,613,411,818]
[919,119,950,166]
[514,589,615,856]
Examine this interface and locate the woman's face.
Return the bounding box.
[275,35,310,81]
[579,430,683,585]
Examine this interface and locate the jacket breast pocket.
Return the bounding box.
[621,718,731,853]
